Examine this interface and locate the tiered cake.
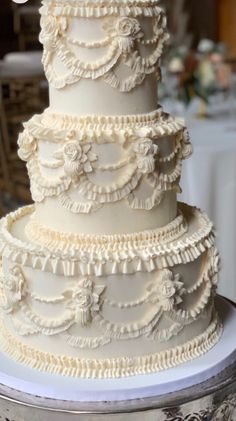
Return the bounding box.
[0,0,222,378]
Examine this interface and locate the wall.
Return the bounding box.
[0,0,17,58]
[218,0,236,58]
[163,0,218,47]
[186,0,218,46]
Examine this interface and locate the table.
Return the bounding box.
[163,97,236,302]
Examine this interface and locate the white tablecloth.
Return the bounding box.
[172,99,236,302]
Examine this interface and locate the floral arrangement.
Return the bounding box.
[162,39,232,109]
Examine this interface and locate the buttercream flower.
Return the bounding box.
[18,130,37,162]
[69,278,105,326]
[181,129,193,159]
[103,17,143,53]
[209,249,220,288]
[133,138,159,174]
[147,270,184,312]
[116,17,142,38]
[4,265,27,312]
[161,280,176,299]
[134,138,157,156]
[39,15,67,49]
[64,142,82,162]
[54,136,97,180]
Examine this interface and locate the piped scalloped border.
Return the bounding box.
[0,311,222,378]
[26,209,188,252]
[19,108,192,206]
[0,203,215,277]
[41,0,162,18]
[29,107,185,137]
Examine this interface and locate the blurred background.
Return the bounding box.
[0,0,236,298]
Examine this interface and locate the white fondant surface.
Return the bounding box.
[49,76,158,117]
[34,192,177,235]
[0,296,234,402]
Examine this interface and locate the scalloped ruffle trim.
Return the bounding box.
[40,1,162,19]
[0,311,222,378]
[0,203,215,277]
[25,208,187,251]
[28,107,184,136]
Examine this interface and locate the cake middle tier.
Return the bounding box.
[18,108,192,234]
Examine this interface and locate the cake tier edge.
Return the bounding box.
[0,311,222,379]
[0,203,222,379]
[0,203,215,277]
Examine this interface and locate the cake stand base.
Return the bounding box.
[0,296,236,420]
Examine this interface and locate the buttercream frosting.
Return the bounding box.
[0,0,222,379]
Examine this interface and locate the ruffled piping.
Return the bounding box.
[103,70,147,93]
[59,193,102,214]
[126,188,165,210]
[168,284,213,324]
[40,1,163,19]
[77,168,142,203]
[25,208,187,251]
[27,107,183,136]
[61,333,111,349]
[0,312,222,378]
[40,8,168,91]
[23,111,190,153]
[19,119,191,204]
[0,203,216,277]
[94,308,163,340]
[27,159,71,202]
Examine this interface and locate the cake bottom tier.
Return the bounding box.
[0,203,222,378]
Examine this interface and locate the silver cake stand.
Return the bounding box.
[0,298,236,421]
[0,357,236,420]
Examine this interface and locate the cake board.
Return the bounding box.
[0,295,236,420]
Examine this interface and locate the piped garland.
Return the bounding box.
[0,248,219,345]
[18,109,192,210]
[39,2,168,91]
[0,312,222,378]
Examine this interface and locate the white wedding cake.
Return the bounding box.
[0,0,222,379]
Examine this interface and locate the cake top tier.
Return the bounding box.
[38,0,168,115]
